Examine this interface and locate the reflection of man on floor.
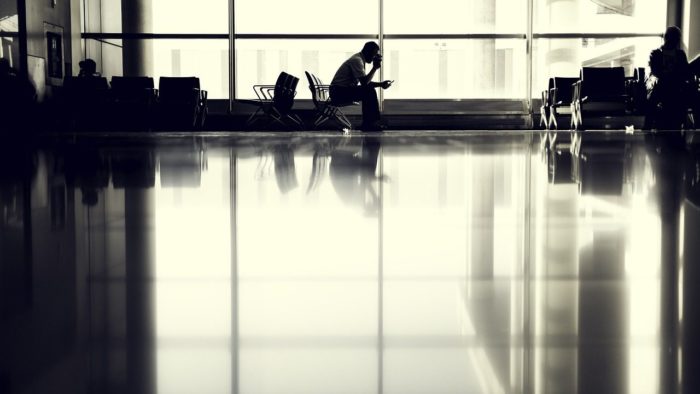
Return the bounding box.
[330,42,393,131]
[330,136,386,215]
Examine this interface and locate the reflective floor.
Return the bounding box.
[1,130,699,394]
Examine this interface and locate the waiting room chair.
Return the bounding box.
[571,67,628,130]
[239,71,303,129]
[110,76,157,131]
[305,71,354,131]
[548,76,579,130]
[540,78,553,129]
[157,77,208,130]
[62,76,110,131]
[624,67,646,115]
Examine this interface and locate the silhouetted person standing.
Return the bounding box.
[0,58,36,131]
[330,42,393,131]
[646,26,691,130]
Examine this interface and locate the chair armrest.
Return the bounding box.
[252,84,275,101]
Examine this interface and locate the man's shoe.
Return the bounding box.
[360,122,387,132]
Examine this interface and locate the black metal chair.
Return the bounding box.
[571,67,628,130]
[62,76,110,131]
[305,71,355,131]
[110,76,157,131]
[625,67,646,115]
[539,78,553,129]
[548,76,579,130]
[239,71,303,129]
[157,77,208,130]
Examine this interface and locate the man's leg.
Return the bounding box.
[359,86,380,127]
[330,85,381,129]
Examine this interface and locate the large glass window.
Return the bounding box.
[531,0,666,98]
[532,36,661,95]
[152,0,228,33]
[235,0,378,34]
[382,39,527,99]
[152,39,229,99]
[533,0,667,34]
[235,39,366,99]
[0,0,20,67]
[384,0,526,34]
[79,0,670,104]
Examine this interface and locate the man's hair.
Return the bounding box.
[361,41,380,55]
[663,26,682,48]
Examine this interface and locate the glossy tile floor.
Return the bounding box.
[1,130,699,394]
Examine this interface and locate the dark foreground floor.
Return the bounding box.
[1,130,699,394]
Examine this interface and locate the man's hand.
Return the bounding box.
[381,80,393,89]
[372,54,383,69]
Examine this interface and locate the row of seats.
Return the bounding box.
[61,76,208,131]
[241,71,356,131]
[540,67,655,130]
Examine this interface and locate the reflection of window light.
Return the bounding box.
[155,155,232,394]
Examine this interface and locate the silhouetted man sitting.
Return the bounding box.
[646,26,691,130]
[330,42,393,131]
[78,58,100,78]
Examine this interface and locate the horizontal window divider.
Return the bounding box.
[82,33,229,39]
[82,32,663,40]
[383,34,526,39]
[235,34,379,39]
[0,31,19,38]
[532,32,663,39]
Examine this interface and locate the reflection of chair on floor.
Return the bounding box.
[159,144,205,187]
[157,77,208,130]
[571,67,628,130]
[273,145,298,193]
[305,71,355,130]
[547,145,574,184]
[240,71,303,129]
[572,136,626,195]
[110,76,157,130]
[110,149,156,188]
[306,141,334,194]
[63,148,110,205]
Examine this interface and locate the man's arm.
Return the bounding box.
[358,55,381,86]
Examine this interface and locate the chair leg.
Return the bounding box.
[540,107,549,129]
[334,107,353,130]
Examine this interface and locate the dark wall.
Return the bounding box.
[23,0,79,99]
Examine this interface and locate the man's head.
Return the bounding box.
[361,41,380,63]
[79,58,97,75]
[663,26,682,49]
